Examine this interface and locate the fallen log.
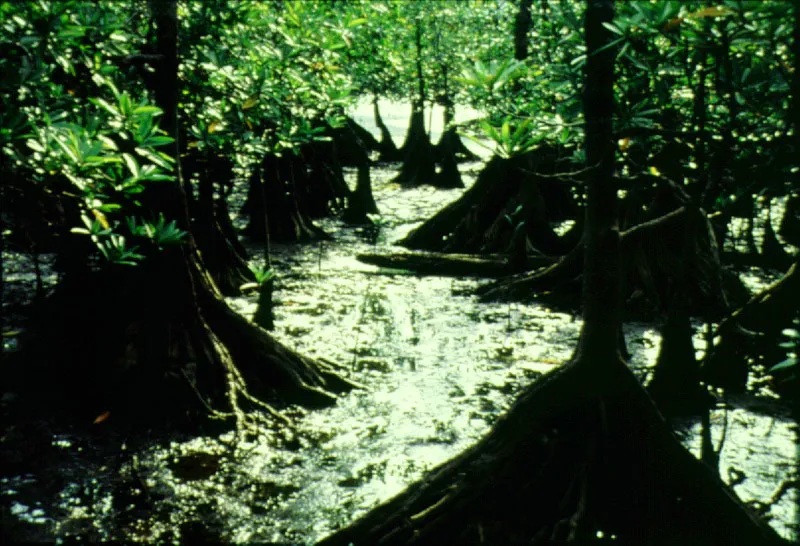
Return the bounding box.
[356,251,556,278]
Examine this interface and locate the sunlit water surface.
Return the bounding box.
[1,102,797,543]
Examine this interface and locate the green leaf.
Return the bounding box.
[26,139,45,153]
[248,265,276,285]
[119,93,133,117]
[769,357,797,373]
[135,147,173,170]
[602,22,624,35]
[501,121,511,144]
[479,120,500,142]
[98,135,119,150]
[143,135,175,147]
[58,25,86,39]
[122,153,140,178]
[83,155,121,165]
[593,36,625,55]
[132,105,162,116]
[511,120,530,142]
[348,17,367,28]
[91,97,121,117]
[143,173,174,182]
[54,136,81,164]
[135,115,154,144]
[459,132,495,153]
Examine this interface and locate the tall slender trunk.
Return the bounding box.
[147,0,190,227]
[315,2,785,543]
[703,21,738,210]
[414,19,425,106]
[575,0,621,366]
[514,0,533,60]
[690,32,709,200]
[794,0,800,156]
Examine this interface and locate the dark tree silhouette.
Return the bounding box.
[514,0,533,61]
[22,0,354,428]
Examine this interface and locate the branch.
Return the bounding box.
[519,161,601,182]
[615,126,701,140]
[119,53,164,66]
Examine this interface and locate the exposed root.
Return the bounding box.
[318,361,784,545]
[21,246,356,430]
[478,206,731,320]
[703,259,800,391]
[243,153,331,243]
[476,244,582,302]
[393,107,437,186]
[399,150,578,255]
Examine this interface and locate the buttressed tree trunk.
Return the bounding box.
[393,103,437,186]
[344,139,380,225]
[142,0,352,419]
[23,0,355,429]
[243,152,330,243]
[187,152,254,296]
[373,97,402,162]
[399,149,576,256]
[393,20,441,187]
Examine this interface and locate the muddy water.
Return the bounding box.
[1,104,798,543]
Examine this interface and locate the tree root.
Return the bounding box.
[399,150,577,255]
[193,218,254,296]
[21,247,356,429]
[318,360,785,545]
[478,206,731,321]
[476,244,583,302]
[702,259,799,391]
[202,289,359,409]
[343,161,379,225]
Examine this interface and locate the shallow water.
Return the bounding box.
[1,105,798,543]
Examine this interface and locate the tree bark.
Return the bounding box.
[244,153,330,243]
[344,161,380,225]
[187,152,254,296]
[318,360,783,545]
[373,98,402,162]
[702,258,800,391]
[399,151,577,254]
[393,105,438,186]
[514,0,533,61]
[574,0,620,365]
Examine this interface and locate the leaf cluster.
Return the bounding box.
[1,0,179,267]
